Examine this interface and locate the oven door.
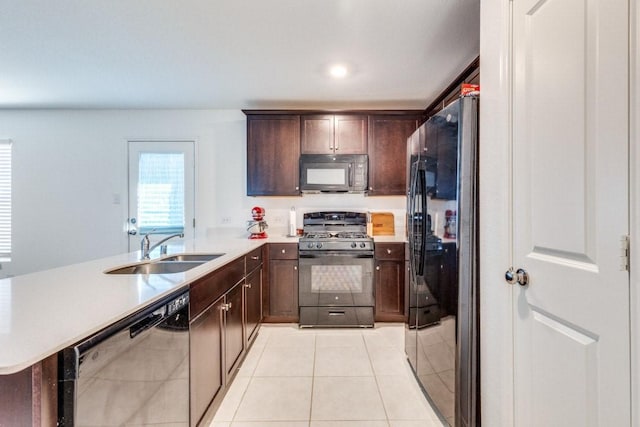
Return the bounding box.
[298,251,374,307]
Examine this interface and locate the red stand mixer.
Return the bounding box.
[247,206,268,239]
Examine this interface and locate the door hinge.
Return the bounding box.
[621,235,630,271]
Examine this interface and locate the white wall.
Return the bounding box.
[0,109,406,277]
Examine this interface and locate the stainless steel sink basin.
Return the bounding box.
[105,261,206,275]
[161,253,225,262]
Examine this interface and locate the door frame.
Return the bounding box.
[631,0,640,423]
[479,0,515,425]
[480,0,638,425]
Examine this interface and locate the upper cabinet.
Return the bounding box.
[368,114,422,196]
[244,110,423,197]
[301,114,368,154]
[246,114,301,196]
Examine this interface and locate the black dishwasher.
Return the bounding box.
[58,290,190,426]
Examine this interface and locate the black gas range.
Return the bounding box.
[297,211,375,327]
[299,211,374,252]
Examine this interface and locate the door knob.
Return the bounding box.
[128,229,137,235]
[505,267,529,286]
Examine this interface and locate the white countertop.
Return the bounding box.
[0,229,299,375]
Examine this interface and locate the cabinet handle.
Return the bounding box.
[386,248,392,254]
[369,186,373,191]
[294,266,298,271]
[251,255,259,260]
[281,249,286,254]
[221,303,230,312]
[376,265,380,271]
[295,186,299,191]
[244,283,252,289]
[228,302,232,309]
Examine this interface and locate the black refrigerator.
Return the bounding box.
[405,96,479,427]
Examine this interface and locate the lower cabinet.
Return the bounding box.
[189,296,224,427]
[244,266,263,345]
[188,252,259,427]
[224,282,245,383]
[374,243,406,322]
[265,243,299,322]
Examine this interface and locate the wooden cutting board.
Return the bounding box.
[370,212,395,236]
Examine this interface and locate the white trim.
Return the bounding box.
[630,0,639,423]
[479,0,514,425]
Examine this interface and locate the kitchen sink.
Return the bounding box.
[105,261,206,275]
[161,253,225,262]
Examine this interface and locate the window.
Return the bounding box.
[0,140,11,261]
[137,152,185,235]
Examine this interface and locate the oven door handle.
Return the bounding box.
[299,252,374,259]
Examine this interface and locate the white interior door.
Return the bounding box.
[127,141,195,253]
[512,0,630,425]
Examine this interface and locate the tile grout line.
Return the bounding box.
[362,330,392,426]
[227,333,269,424]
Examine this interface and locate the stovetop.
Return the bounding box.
[299,211,374,251]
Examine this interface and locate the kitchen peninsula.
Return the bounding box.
[0,230,291,425]
[0,227,409,425]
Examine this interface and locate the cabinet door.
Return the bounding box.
[190,297,224,427]
[224,282,245,381]
[247,115,300,196]
[269,259,299,321]
[375,260,405,322]
[301,115,334,154]
[368,115,421,195]
[334,115,367,154]
[244,267,262,345]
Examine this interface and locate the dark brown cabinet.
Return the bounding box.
[374,243,406,322]
[368,114,422,195]
[244,261,263,346]
[246,114,300,196]
[265,243,299,322]
[0,354,57,426]
[301,114,367,154]
[189,256,245,426]
[224,282,245,382]
[190,295,224,427]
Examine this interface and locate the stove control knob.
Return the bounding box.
[351,242,357,248]
[360,242,366,248]
[316,243,323,249]
[307,243,314,249]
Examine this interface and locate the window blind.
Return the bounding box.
[137,152,185,235]
[0,140,11,261]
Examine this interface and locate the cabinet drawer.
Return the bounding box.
[190,257,244,318]
[375,243,404,261]
[299,306,374,327]
[246,246,263,273]
[269,243,298,260]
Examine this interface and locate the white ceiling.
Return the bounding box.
[0,0,480,110]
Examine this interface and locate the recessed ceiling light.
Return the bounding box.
[329,64,348,78]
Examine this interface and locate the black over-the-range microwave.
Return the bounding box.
[299,154,368,193]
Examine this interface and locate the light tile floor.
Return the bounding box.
[210,323,444,427]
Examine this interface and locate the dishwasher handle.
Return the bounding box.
[129,310,166,338]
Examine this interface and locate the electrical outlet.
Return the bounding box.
[221,217,231,224]
[274,216,284,224]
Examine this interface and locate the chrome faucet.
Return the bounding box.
[140,232,184,260]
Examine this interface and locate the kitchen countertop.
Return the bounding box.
[0,227,417,375]
[0,228,300,375]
